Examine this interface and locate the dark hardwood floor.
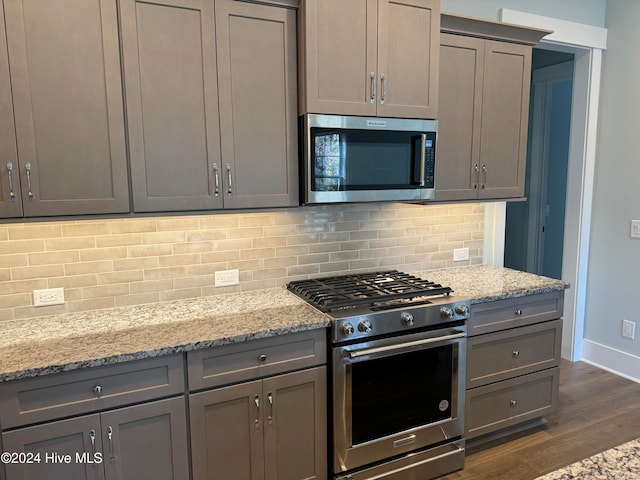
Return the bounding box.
[440,359,640,480]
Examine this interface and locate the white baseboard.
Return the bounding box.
[582,339,640,384]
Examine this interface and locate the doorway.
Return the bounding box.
[504,49,574,280]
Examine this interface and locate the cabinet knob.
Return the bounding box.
[512,350,520,358]
[510,400,517,407]
[92,385,103,396]
[515,309,523,316]
[258,354,267,362]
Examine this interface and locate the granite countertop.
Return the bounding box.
[0,265,568,383]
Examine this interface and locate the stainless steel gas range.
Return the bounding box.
[288,270,470,480]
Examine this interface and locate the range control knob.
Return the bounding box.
[400,312,414,326]
[340,322,355,337]
[454,304,470,317]
[358,319,373,333]
[440,306,454,319]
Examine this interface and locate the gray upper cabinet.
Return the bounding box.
[120,0,223,213]
[121,0,298,212]
[436,15,550,201]
[1,0,130,218]
[215,0,298,209]
[0,0,21,218]
[299,0,439,119]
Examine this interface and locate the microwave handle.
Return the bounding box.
[410,134,427,186]
[419,134,426,187]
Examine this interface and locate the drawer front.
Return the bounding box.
[187,329,326,391]
[469,291,564,336]
[0,355,184,429]
[467,319,562,389]
[465,367,559,439]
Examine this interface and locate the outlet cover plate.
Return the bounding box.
[33,288,65,307]
[631,220,640,239]
[453,247,470,262]
[215,269,240,287]
[622,319,636,339]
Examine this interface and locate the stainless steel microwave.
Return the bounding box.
[301,114,437,204]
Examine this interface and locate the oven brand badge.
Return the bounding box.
[439,400,449,412]
[366,119,386,128]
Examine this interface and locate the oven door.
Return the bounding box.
[332,325,466,474]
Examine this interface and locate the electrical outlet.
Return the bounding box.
[33,288,65,307]
[631,220,640,239]
[453,247,470,262]
[622,319,636,339]
[215,269,240,287]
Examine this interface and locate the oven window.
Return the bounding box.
[350,345,454,445]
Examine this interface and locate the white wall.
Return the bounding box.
[581,0,640,381]
[440,0,606,26]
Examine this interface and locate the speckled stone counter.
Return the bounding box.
[0,265,568,384]
[0,288,330,383]
[420,265,569,303]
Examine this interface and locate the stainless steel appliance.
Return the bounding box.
[287,271,469,480]
[301,114,437,204]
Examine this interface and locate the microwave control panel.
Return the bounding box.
[424,132,436,188]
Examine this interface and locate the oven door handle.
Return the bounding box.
[346,331,465,359]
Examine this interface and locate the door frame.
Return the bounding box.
[484,9,607,361]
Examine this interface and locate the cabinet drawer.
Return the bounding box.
[467,319,562,389]
[469,291,564,336]
[0,355,184,429]
[465,367,559,439]
[187,329,326,391]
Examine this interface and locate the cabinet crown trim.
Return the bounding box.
[441,12,552,45]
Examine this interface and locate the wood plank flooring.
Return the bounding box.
[440,359,640,480]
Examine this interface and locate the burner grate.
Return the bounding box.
[287,270,452,312]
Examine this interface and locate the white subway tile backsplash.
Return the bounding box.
[0,203,484,320]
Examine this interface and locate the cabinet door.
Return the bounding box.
[300,0,377,116]
[479,40,531,199]
[190,380,264,480]
[377,0,439,119]
[120,0,222,212]
[101,397,188,480]
[2,414,104,480]
[215,0,298,209]
[3,0,129,216]
[263,367,327,480]
[0,0,22,218]
[436,33,483,201]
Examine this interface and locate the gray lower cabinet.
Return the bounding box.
[121,0,297,212]
[190,367,326,480]
[0,0,130,218]
[188,330,328,480]
[465,292,564,439]
[0,355,188,480]
[2,397,188,480]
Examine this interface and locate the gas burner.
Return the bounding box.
[287,270,452,313]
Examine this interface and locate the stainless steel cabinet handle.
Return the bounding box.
[510,400,518,407]
[370,72,376,104]
[226,163,232,195]
[212,163,220,196]
[481,164,487,189]
[24,162,34,200]
[473,163,479,190]
[254,395,260,428]
[89,429,96,454]
[512,350,520,358]
[107,425,115,463]
[267,392,273,425]
[6,162,16,201]
[515,309,523,316]
[92,385,103,396]
[380,72,387,105]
